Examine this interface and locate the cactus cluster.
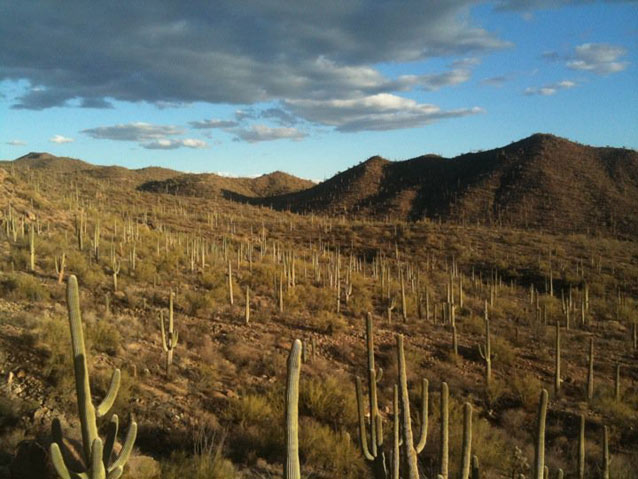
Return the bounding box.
[50,276,137,479]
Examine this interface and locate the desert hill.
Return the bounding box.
[1,152,179,187]
[138,171,315,199]
[250,134,638,237]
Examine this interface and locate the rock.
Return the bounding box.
[9,441,55,479]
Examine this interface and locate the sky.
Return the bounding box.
[1,1,637,180]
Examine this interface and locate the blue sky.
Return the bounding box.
[1,1,636,180]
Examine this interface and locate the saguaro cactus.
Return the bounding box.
[586,337,594,401]
[602,425,609,479]
[160,292,179,376]
[459,403,472,479]
[245,285,250,325]
[50,275,136,479]
[554,322,561,395]
[28,223,35,272]
[355,314,387,478]
[477,301,492,387]
[534,389,548,479]
[397,335,428,479]
[55,252,66,284]
[577,415,585,479]
[440,381,449,479]
[228,260,234,305]
[285,339,302,479]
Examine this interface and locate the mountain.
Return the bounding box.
[138,171,315,199]
[249,134,638,237]
[1,152,179,186]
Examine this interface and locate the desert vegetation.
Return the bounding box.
[0,143,636,478]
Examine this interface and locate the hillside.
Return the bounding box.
[138,171,315,199]
[2,152,179,187]
[0,142,636,478]
[251,134,638,237]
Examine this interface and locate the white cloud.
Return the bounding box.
[82,122,183,141]
[49,134,74,144]
[6,140,26,146]
[524,80,576,96]
[142,138,208,150]
[286,94,483,132]
[567,43,629,75]
[232,125,307,143]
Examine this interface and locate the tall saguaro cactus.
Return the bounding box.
[554,322,561,395]
[440,382,449,479]
[459,403,473,479]
[397,335,429,479]
[285,339,302,479]
[477,301,492,387]
[577,415,585,479]
[160,292,178,376]
[534,389,548,479]
[586,337,594,401]
[355,314,387,478]
[50,275,137,479]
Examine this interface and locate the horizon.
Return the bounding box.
[1,2,637,180]
[4,131,636,183]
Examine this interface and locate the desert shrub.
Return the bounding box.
[299,376,358,429]
[161,431,236,479]
[299,417,367,479]
[491,334,516,367]
[86,319,121,356]
[0,273,49,301]
[66,251,102,290]
[37,314,75,397]
[510,371,542,410]
[184,289,215,316]
[134,259,156,283]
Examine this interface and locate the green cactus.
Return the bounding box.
[554,322,561,396]
[55,252,66,284]
[228,260,234,305]
[396,334,428,479]
[615,363,621,401]
[440,381,449,479]
[477,301,492,387]
[534,389,548,479]
[586,337,594,401]
[245,285,250,325]
[28,223,35,272]
[471,455,480,479]
[391,385,399,479]
[50,275,136,479]
[459,403,472,479]
[577,415,585,479]
[160,292,178,376]
[602,425,609,479]
[355,314,387,478]
[285,339,302,479]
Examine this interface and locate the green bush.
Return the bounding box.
[0,273,49,301]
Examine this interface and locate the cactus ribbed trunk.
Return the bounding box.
[67,275,99,463]
[440,382,449,479]
[602,425,609,479]
[586,337,594,401]
[554,322,561,395]
[577,415,585,479]
[285,339,302,479]
[459,403,472,479]
[397,335,419,479]
[534,389,548,479]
